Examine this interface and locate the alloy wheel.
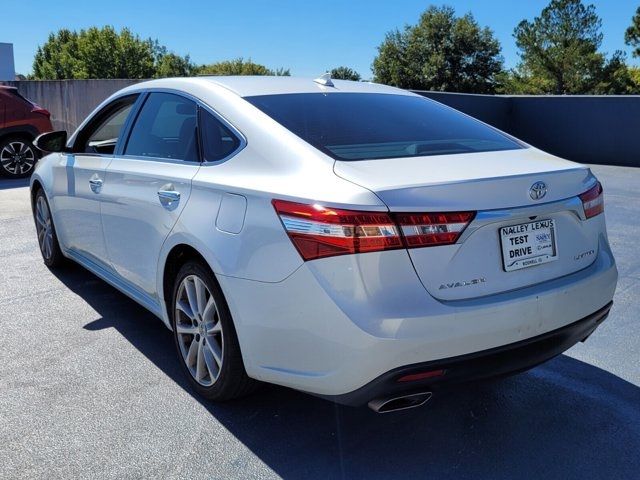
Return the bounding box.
[35,195,53,260]
[1,141,36,176]
[175,274,224,387]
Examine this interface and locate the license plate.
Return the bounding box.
[500,219,558,272]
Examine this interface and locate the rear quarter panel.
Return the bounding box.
[154,84,387,327]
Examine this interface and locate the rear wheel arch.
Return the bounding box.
[0,128,36,144]
[162,244,212,313]
[161,243,246,352]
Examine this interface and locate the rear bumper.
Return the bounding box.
[219,235,617,399]
[321,301,612,406]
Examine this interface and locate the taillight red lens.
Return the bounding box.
[273,200,476,261]
[32,107,51,118]
[394,211,475,247]
[272,200,403,261]
[397,369,446,383]
[580,182,604,219]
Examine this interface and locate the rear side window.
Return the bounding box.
[200,109,241,162]
[125,92,198,162]
[245,93,523,161]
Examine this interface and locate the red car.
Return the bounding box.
[0,86,53,178]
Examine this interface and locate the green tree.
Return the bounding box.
[595,52,640,94]
[372,5,503,93]
[505,0,633,94]
[197,58,290,76]
[32,29,82,79]
[329,66,361,81]
[152,42,196,78]
[32,26,193,79]
[154,53,195,78]
[630,67,640,88]
[625,6,640,58]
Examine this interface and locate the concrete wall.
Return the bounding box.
[509,96,640,168]
[415,91,512,132]
[0,80,638,167]
[1,79,141,132]
[418,91,640,168]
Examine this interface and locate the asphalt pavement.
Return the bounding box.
[0,164,638,479]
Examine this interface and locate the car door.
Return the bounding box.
[2,88,26,125]
[100,92,201,300]
[51,95,139,268]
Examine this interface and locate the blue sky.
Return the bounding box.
[5,0,640,77]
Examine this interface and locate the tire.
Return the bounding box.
[33,188,66,268]
[0,136,39,178]
[170,260,258,401]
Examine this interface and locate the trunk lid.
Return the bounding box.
[334,148,599,300]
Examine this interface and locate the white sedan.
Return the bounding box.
[31,76,617,412]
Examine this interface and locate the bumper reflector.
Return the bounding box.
[397,369,447,383]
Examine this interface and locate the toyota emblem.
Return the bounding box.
[529,181,547,200]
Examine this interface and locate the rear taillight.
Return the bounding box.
[580,182,604,219]
[395,212,475,247]
[273,200,475,261]
[32,107,50,118]
[272,200,403,260]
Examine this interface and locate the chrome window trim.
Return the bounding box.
[197,103,247,166]
[117,87,247,166]
[110,153,202,167]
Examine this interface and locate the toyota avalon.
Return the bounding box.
[30,76,617,412]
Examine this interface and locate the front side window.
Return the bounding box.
[200,109,241,162]
[245,93,524,161]
[125,92,198,162]
[77,95,138,155]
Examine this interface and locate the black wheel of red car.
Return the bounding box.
[0,136,39,178]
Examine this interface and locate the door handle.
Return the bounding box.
[89,176,103,193]
[157,189,181,206]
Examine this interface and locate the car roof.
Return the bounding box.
[199,76,410,97]
[123,76,413,98]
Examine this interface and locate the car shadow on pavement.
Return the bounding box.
[0,178,30,190]
[52,265,640,480]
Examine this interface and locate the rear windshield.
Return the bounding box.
[245,93,524,161]
[8,89,34,105]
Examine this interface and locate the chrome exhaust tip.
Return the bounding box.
[368,391,433,413]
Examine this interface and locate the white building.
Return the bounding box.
[0,43,16,81]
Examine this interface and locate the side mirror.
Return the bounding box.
[34,130,68,153]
